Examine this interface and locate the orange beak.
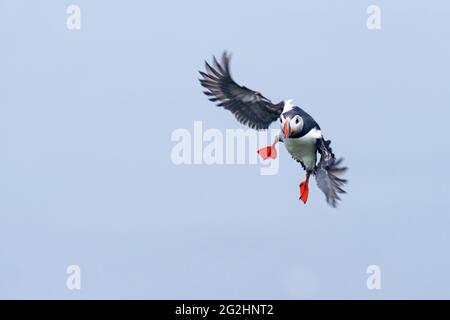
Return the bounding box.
[283,118,291,138]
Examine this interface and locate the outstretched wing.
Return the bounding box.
[315,138,348,208]
[199,52,284,130]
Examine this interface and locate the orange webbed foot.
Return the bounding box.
[257,146,277,160]
[299,173,311,204]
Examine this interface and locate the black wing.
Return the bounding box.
[315,138,348,208]
[199,52,284,130]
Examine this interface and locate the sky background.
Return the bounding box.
[0,0,450,299]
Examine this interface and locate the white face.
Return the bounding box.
[280,114,304,137]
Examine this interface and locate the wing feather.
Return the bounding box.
[315,139,348,207]
[199,52,284,130]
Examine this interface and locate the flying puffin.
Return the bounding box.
[199,52,347,207]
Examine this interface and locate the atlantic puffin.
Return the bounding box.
[199,52,347,207]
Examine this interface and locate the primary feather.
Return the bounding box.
[199,52,284,130]
[315,139,348,207]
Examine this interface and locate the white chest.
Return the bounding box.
[284,128,322,170]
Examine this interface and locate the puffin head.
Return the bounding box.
[280,114,304,139]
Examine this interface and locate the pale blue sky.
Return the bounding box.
[0,0,449,299]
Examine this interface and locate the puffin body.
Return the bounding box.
[280,101,322,172]
[199,52,348,207]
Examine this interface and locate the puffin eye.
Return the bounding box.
[279,117,283,123]
[295,117,300,124]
